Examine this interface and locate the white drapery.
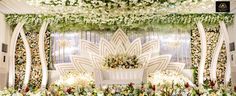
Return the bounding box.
[51,30,191,69]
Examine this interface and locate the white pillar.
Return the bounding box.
[8,21,25,87]
[219,21,231,84]
[227,13,236,86]
[196,21,207,86]
[38,21,49,89]
[0,13,11,90]
[210,30,224,81]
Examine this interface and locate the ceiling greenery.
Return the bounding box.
[24,0,214,14]
[6,13,234,32]
[8,0,224,32]
[40,0,189,6]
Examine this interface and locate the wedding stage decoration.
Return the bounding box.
[5,19,232,91]
[55,29,187,87]
[2,0,235,94]
[1,21,234,96]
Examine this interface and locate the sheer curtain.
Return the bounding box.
[50,29,191,69]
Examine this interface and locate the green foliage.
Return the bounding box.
[103,54,140,69]
[193,66,198,85]
[40,0,192,7]
[5,13,234,32]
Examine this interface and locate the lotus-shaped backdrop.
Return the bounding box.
[55,29,185,85]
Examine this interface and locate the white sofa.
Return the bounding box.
[94,69,147,87]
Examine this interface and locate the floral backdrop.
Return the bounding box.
[15,31,51,89]
[15,36,26,89]
[13,27,229,88]
[4,0,233,91]
[191,28,227,85]
[51,30,191,69]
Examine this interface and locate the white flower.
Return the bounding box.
[97,92,104,96]
[54,72,93,87]
[70,0,76,4]
[149,70,194,86]
[102,85,108,90]
[168,0,176,3]
[111,89,116,93]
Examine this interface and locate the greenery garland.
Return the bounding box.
[6,13,234,32]
[40,0,189,7]
[27,0,205,15]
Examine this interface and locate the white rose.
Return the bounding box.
[111,89,116,93]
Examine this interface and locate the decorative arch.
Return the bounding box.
[210,30,224,81]
[38,21,50,89]
[196,21,207,86]
[21,29,32,89]
[9,21,32,88]
[219,21,231,84]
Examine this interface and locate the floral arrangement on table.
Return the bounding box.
[103,54,141,69]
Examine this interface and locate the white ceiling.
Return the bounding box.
[231,0,236,13]
[0,0,236,14]
[0,0,39,14]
